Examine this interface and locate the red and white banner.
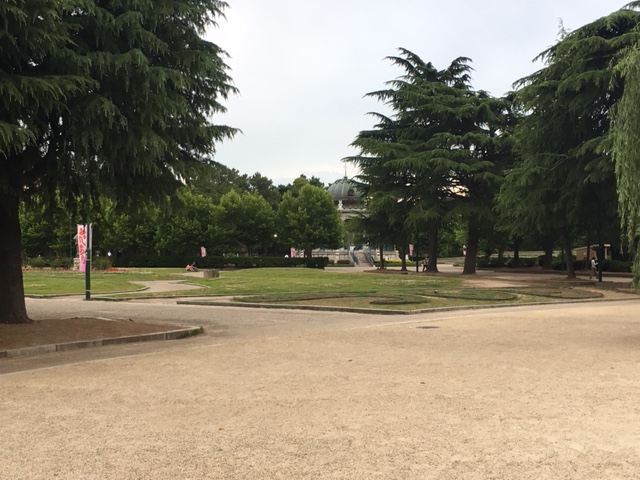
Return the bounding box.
[200,246,207,257]
[77,224,87,272]
[76,224,93,272]
[290,248,296,258]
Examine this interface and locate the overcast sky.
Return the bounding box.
[206,0,627,186]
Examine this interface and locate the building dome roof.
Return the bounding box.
[326,176,362,207]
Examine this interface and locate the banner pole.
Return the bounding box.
[85,221,91,300]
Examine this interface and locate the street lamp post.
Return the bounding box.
[69,214,73,258]
[84,178,91,300]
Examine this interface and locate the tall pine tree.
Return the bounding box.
[0,0,236,323]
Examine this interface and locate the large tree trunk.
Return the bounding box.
[462,220,479,275]
[399,244,407,271]
[426,224,439,273]
[561,228,576,279]
[0,191,31,323]
[378,245,385,269]
[541,237,554,270]
[512,235,520,263]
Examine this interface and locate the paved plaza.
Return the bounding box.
[1,282,639,479]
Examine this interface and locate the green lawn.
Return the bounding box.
[22,267,605,311]
[184,267,464,295]
[22,268,180,295]
[23,267,462,296]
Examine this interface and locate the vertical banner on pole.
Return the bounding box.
[290,248,296,258]
[77,224,87,272]
[200,246,207,257]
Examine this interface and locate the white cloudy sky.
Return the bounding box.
[206,0,627,186]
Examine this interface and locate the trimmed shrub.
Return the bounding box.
[476,257,506,269]
[111,255,329,269]
[92,256,113,270]
[23,257,74,269]
[602,259,632,272]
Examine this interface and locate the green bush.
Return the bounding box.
[24,256,48,268]
[50,257,73,269]
[551,254,577,271]
[551,258,631,273]
[475,256,538,269]
[476,257,505,269]
[602,259,632,272]
[24,256,73,269]
[112,255,329,269]
[505,257,538,268]
[379,259,403,267]
[92,256,113,270]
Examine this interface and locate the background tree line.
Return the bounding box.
[1,0,342,323]
[20,168,343,260]
[347,4,640,285]
[4,1,640,325]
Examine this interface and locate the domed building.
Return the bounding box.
[326,176,364,219]
[319,176,400,267]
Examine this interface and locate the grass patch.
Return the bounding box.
[234,291,370,303]
[23,268,188,295]
[369,295,429,305]
[177,327,204,339]
[421,289,518,301]
[23,267,461,297]
[186,268,462,296]
[502,287,603,300]
[23,267,608,311]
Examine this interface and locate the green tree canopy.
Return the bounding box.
[0,0,236,323]
[276,184,343,258]
[348,49,512,274]
[154,189,218,257]
[215,189,275,255]
[612,2,640,286]
[498,6,640,278]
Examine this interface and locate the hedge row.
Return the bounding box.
[111,255,329,269]
[23,256,112,270]
[552,259,633,273]
[476,257,538,268]
[477,257,632,272]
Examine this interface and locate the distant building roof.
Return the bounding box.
[326,176,362,207]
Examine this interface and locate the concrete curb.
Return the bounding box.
[177,294,640,316]
[0,326,203,359]
[25,286,150,299]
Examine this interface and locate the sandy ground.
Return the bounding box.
[1,291,640,479]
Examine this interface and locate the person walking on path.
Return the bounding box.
[589,256,598,279]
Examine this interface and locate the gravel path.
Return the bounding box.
[1,294,639,479]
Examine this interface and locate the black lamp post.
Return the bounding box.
[69,214,73,258]
[84,178,91,300]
